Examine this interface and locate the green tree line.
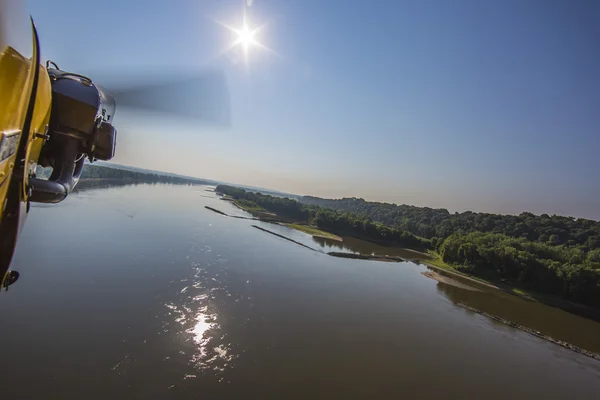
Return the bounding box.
[301,196,600,250]
[218,185,312,221]
[220,186,600,308]
[312,209,430,250]
[216,185,430,250]
[440,232,600,307]
[80,164,212,185]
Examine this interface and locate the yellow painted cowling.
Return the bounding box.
[0,1,117,283]
[0,1,52,283]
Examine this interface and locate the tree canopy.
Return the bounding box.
[218,188,600,308]
[301,196,600,251]
[216,185,430,249]
[440,232,600,307]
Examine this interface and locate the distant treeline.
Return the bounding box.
[220,186,600,308]
[218,185,312,220]
[301,196,600,250]
[216,185,430,250]
[80,164,214,186]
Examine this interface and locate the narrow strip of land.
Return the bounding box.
[328,252,404,262]
[205,206,227,216]
[251,225,319,252]
[285,224,342,241]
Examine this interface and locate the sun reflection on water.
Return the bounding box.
[191,314,212,344]
[189,310,214,359]
[164,278,236,374]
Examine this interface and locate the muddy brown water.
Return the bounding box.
[1,184,599,399]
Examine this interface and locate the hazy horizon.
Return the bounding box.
[101,160,599,221]
[29,0,600,220]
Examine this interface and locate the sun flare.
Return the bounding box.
[234,23,257,49]
[214,10,274,65]
[233,19,259,61]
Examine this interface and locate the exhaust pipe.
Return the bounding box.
[29,140,84,203]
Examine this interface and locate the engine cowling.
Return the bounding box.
[30,67,117,203]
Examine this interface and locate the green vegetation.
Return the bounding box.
[219,185,600,309]
[312,208,431,250]
[302,196,600,308]
[425,252,454,271]
[440,232,600,307]
[234,199,266,212]
[217,185,312,221]
[286,224,342,241]
[216,185,431,250]
[301,196,600,250]
[511,288,530,297]
[425,251,503,289]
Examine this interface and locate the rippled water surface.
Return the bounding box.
[1,184,600,399]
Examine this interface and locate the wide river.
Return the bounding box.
[1,184,599,399]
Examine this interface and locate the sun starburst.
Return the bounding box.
[232,14,259,64]
[213,10,274,66]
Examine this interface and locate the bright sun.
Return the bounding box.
[233,20,259,61]
[214,11,273,65]
[234,23,257,49]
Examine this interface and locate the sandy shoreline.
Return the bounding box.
[421,270,482,291]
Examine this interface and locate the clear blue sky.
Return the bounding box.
[28,0,600,219]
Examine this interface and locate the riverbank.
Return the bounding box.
[207,200,600,357]
[208,204,411,263]
[251,226,414,263]
[208,201,342,241]
[456,303,600,362]
[205,201,600,323]
[423,254,600,323]
[221,198,288,222]
[285,224,342,242]
[421,270,482,291]
[423,255,501,291]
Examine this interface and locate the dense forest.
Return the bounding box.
[216,185,430,250]
[441,232,600,307]
[220,186,600,308]
[301,196,600,250]
[218,185,311,220]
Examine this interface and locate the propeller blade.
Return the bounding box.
[104,69,231,125]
